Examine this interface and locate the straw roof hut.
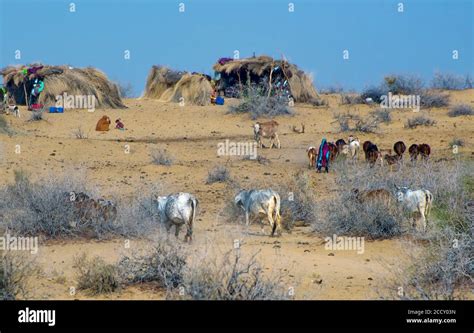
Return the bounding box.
[213,56,318,103]
[144,66,212,106]
[0,64,126,108]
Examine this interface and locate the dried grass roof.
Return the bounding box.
[1,64,126,108]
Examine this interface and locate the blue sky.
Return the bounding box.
[0,0,472,95]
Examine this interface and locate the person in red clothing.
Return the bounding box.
[115,118,125,130]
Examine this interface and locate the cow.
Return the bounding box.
[393,141,406,158]
[363,140,373,160]
[234,189,282,237]
[409,144,419,161]
[253,120,281,149]
[352,188,393,206]
[156,192,198,242]
[307,146,317,168]
[395,186,433,232]
[418,144,431,160]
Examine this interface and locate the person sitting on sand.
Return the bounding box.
[115,118,125,130]
[316,138,330,173]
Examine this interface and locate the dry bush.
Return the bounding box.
[228,85,294,119]
[334,112,379,133]
[448,104,474,117]
[341,93,364,105]
[73,253,121,295]
[0,115,13,135]
[174,250,288,300]
[370,108,392,123]
[449,138,464,147]
[206,165,231,184]
[0,250,37,300]
[420,91,450,108]
[431,72,473,90]
[29,111,43,121]
[118,241,187,290]
[405,115,436,129]
[0,170,156,239]
[151,148,173,166]
[73,126,87,139]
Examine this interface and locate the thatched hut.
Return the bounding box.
[0,64,126,108]
[213,55,318,103]
[144,66,212,106]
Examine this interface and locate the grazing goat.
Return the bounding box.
[409,144,419,161]
[364,142,382,166]
[348,137,360,160]
[234,189,282,237]
[352,188,393,206]
[328,142,338,161]
[156,192,198,242]
[395,186,433,232]
[418,144,431,160]
[307,146,317,168]
[253,120,281,149]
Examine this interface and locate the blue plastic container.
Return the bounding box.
[216,96,225,105]
[49,106,64,113]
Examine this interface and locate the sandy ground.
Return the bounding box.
[0,90,472,299]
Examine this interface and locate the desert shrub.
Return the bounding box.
[74,254,121,295]
[0,170,155,239]
[228,85,293,119]
[175,250,288,300]
[449,138,464,147]
[308,97,327,107]
[420,91,450,108]
[387,228,473,300]
[360,85,387,104]
[206,165,231,184]
[405,115,436,129]
[384,75,424,95]
[118,241,187,290]
[317,161,472,238]
[320,85,344,94]
[73,126,87,139]
[0,251,36,300]
[276,171,317,229]
[370,108,392,123]
[334,112,378,133]
[340,93,364,105]
[447,104,474,117]
[29,111,43,121]
[151,148,173,166]
[431,72,473,90]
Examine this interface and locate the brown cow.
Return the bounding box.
[363,141,373,160]
[393,141,406,158]
[328,142,338,161]
[418,144,431,160]
[96,116,111,131]
[307,146,317,168]
[253,120,280,149]
[409,144,419,161]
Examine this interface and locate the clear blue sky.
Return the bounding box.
[0,0,472,95]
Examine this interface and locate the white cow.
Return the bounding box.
[395,186,433,232]
[234,189,282,236]
[348,136,360,160]
[156,192,198,242]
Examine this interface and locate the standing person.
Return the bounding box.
[29,78,44,106]
[316,138,330,173]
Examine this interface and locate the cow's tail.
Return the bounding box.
[272,194,282,236]
[186,197,198,242]
[425,191,433,218]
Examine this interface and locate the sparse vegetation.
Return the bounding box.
[334,112,379,133]
[206,165,231,184]
[117,82,135,98]
[449,138,464,147]
[431,72,473,90]
[73,126,88,139]
[405,115,436,129]
[151,148,173,166]
[228,85,294,119]
[74,253,121,295]
[447,104,474,117]
[0,251,36,300]
[0,115,12,135]
[370,108,392,124]
[340,93,364,105]
[420,91,450,108]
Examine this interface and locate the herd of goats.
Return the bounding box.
[59,120,435,242]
